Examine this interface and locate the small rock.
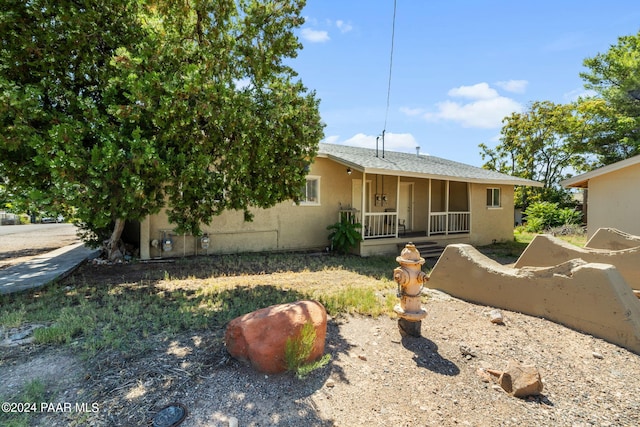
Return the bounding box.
[489,309,504,324]
[592,352,604,359]
[476,367,492,383]
[228,416,239,427]
[459,343,476,358]
[325,379,336,388]
[358,354,368,361]
[497,360,544,398]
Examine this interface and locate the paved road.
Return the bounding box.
[0,222,78,237]
[0,223,80,263]
[0,223,98,294]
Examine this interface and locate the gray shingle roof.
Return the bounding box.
[317,143,542,187]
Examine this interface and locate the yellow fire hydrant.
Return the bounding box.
[393,243,428,337]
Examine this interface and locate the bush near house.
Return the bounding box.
[327,215,362,254]
[522,201,583,233]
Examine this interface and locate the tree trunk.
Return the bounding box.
[106,218,126,261]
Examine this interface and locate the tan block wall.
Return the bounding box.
[587,163,640,237]
[514,233,640,290]
[429,244,640,355]
[586,227,640,250]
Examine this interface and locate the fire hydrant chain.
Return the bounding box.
[397,284,424,298]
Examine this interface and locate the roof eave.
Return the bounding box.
[561,154,640,188]
[354,166,543,187]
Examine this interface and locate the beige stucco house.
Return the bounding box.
[139,143,541,259]
[561,154,640,238]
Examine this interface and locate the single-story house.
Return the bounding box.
[138,143,542,259]
[561,154,640,238]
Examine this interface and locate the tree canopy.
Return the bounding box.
[0,0,323,256]
[480,101,585,208]
[579,31,640,164]
[481,30,640,208]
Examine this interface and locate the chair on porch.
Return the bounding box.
[385,208,406,236]
[398,219,406,236]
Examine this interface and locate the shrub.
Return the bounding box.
[524,201,582,233]
[284,321,331,379]
[327,215,362,254]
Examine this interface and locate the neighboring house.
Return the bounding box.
[139,143,542,259]
[561,154,640,238]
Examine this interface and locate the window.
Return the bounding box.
[300,176,320,205]
[486,188,501,208]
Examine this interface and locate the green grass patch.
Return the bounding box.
[0,379,47,427]
[0,253,399,359]
[0,305,27,328]
[284,321,331,379]
[1,235,590,361]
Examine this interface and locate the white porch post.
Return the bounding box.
[427,179,432,237]
[361,171,366,240]
[396,175,400,237]
[445,180,450,235]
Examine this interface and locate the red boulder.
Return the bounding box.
[224,300,327,374]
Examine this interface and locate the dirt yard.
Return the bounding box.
[1,233,640,426]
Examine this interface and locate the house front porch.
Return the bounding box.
[340,207,472,257]
[339,173,473,257]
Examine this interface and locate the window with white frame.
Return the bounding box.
[486,187,501,208]
[300,176,320,205]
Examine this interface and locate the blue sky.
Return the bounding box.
[289,1,640,167]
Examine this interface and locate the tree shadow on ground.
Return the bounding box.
[76,284,353,427]
[401,335,460,376]
[74,252,398,286]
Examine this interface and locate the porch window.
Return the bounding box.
[486,188,501,208]
[300,176,320,205]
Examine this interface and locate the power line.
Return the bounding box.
[383,0,397,133]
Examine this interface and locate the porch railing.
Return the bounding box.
[363,212,398,238]
[429,211,470,235]
[340,209,470,239]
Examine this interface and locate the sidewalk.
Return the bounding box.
[0,243,100,295]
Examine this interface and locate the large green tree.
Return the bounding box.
[579,31,640,164]
[480,101,586,208]
[0,0,323,258]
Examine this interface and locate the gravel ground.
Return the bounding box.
[3,289,639,427]
[1,229,640,426]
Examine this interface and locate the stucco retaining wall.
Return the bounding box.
[428,244,640,355]
[514,234,640,290]
[585,227,640,250]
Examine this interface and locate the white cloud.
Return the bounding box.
[448,82,498,100]
[333,132,420,153]
[495,79,528,94]
[301,28,330,43]
[335,20,353,33]
[322,135,340,145]
[424,83,523,129]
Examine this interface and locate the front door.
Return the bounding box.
[399,182,413,231]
